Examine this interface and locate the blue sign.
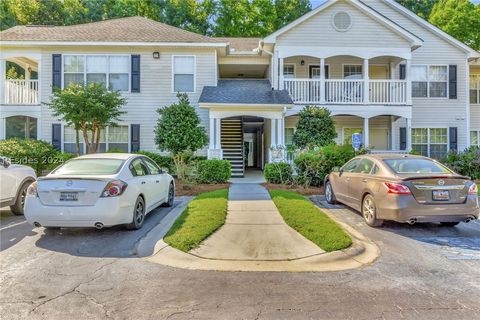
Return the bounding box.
[352,133,362,150]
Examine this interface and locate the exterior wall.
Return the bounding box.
[471,66,480,135]
[2,45,217,153]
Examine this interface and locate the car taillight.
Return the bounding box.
[101,180,128,198]
[384,182,412,195]
[468,184,478,195]
[26,182,38,197]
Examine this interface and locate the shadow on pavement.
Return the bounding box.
[1,209,38,251]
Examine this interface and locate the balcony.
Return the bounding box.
[284,79,408,105]
[4,79,39,105]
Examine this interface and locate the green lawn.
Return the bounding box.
[269,190,352,252]
[164,189,229,252]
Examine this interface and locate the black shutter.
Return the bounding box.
[449,127,458,152]
[52,54,62,90]
[449,65,457,99]
[400,127,407,150]
[52,124,62,150]
[131,124,140,152]
[131,55,140,93]
[399,64,406,80]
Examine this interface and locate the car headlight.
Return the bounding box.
[468,183,478,195]
[101,180,128,197]
[26,182,38,197]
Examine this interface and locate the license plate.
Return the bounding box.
[432,190,449,201]
[60,192,78,201]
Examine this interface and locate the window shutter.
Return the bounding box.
[131,55,140,93]
[399,64,406,80]
[131,124,140,152]
[449,65,457,99]
[52,54,62,91]
[449,127,457,152]
[52,123,62,150]
[400,127,407,150]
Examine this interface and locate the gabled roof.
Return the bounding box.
[263,0,423,47]
[199,80,293,105]
[383,0,480,59]
[0,16,225,46]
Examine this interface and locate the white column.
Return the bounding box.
[363,117,369,148]
[0,118,5,140]
[279,57,285,90]
[209,117,215,150]
[25,64,31,81]
[271,119,277,147]
[215,118,221,150]
[0,58,5,104]
[276,118,283,146]
[390,115,396,150]
[363,59,369,104]
[406,59,412,105]
[406,118,412,152]
[272,51,278,90]
[320,58,326,104]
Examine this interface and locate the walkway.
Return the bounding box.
[190,183,323,260]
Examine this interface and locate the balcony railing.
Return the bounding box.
[471,77,480,105]
[4,80,39,105]
[284,79,408,105]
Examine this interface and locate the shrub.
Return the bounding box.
[196,159,231,184]
[293,106,337,148]
[443,146,480,180]
[264,162,293,184]
[0,139,73,175]
[135,151,175,174]
[294,144,357,187]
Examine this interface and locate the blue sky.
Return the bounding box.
[310,0,480,9]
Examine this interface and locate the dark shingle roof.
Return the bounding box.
[0,16,223,43]
[199,80,293,105]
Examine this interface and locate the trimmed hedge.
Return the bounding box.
[264,162,293,184]
[0,139,75,175]
[443,146,480,180]
[196,159,231,183]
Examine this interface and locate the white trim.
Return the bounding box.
[411,127,449,157]
[263,0,423,46]
[276,46,412,60]
[171,55,196,93]
[384,0,480,59]
[411,64,449,99]
[283,63,296,78]
[466,58,471,147]
[0,41,228,48]
[200,103,293,108]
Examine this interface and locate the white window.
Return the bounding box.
[173,56,195,92]
[283,64,295,79]
[411,65,448,98]
[471,75,480,104]
[471,131,480,146]
[63,55,130,92]
[63,125,129,154]
[285,128,295,145]
[412,128,448,159]
[343,65,362,79]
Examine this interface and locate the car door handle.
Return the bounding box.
[156,180,160,183]
[141,181,146,185]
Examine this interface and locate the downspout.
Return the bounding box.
[466,56,471,148]
[259,41,275,89]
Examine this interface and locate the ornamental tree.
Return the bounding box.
[154,93,208,179]
[46,83,127,154]
[293,106,337,149]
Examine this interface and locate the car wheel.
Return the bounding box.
[440,222,460,227]
[161,183,174,207]
[362,194,383,227]
[10,180,32,215]
[325,181,337,204]
[126,196,145,230]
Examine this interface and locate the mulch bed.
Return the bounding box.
[263,183,324,196]
[174,179,230,196]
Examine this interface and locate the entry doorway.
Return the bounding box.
[242,117,264,170]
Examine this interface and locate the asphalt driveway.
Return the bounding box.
[1,197,480,319]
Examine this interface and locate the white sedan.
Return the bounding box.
[25,153,175,230]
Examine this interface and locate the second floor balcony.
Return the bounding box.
[4,79,39,105]
[2,56,39,105]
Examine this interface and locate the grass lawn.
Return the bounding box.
[164,189,228,252]
[269,190,352,252]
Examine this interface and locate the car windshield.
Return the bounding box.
[384,158,452,174]
[52,158,125,175]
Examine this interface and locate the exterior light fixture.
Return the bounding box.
[301,60,305,66]
[153,52,160,59]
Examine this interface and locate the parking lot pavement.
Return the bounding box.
[1,197,480,319]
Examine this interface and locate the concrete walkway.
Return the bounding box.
[190,184,324,260]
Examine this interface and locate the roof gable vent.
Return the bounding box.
[332,11,352,32]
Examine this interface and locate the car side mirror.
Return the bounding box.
[161,168,169,174]
[332,166,341,173]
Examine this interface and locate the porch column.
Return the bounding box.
[277,117,284,146]
[215,118,221,150]
[272,51,278,89]
[0,58,5,104]
[279,57,285,90]
[209,117,215,151]
[363,59,369,104]
[363,117,369,148]
[406,118,412,152]
[390,116,396,150]
[406,59,412,105]
[271,119,277,147]
[320,58,326,104]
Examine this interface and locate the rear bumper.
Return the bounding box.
[378,195,480,223]
[24,196,134,228]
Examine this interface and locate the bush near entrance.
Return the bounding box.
[196,159,232,184]
[264,162,293,184]
[443,146,480,180]
[293,106,337,148]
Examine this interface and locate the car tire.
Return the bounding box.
[10,180,33,215]
[325,181,337,204]
[126,196,145,230]
[440,222,460,227]
[161,183,174,207]
[362,194,383,227]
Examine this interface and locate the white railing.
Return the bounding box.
[369,80,407,104]
[284,79,408,105]
[4,80,39,105]
[471,76,480,105]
